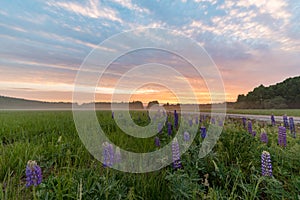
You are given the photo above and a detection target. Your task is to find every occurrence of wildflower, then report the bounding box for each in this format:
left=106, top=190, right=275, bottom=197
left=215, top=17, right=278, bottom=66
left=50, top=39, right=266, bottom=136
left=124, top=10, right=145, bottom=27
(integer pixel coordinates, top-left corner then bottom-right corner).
left=218, top=120, right=223, bottom=127
left=167, top=122, right=172, bottom=136
left=248, top=121, right=252, bottom=134
left=102, top=142, right=114, bottom=167
left=289, top=117, right=296, bottom=138
left=25, top=160, right=42, bottom=187
left=158, top=122, right=163, bottom=134
left=155, top=136, right=161, bottom=147
left=260, top=130, right=268, bottom=143
left=252, top=131, right=256, bottom=137
left=183, top=131, right=190, bottom=142
left=278, top=126, right=287, bottom=147
left=211, top=117, right=215, bottom=124
left=283, top=114, right=289, bottom=128
left=201, top=126, right=206, bottom=138
left=171, top=138, right=182, bottom=169
left=174, top=110, right=178, bottom=129
left=271, top=114, right=275, bottom=126
left=114, top=147, right=121, bottom=163
left=242, top=117, right=246, bottom=128
left=189, top=119, right=193, bottom=127
left=261, top=151, right=272, bottom=177
left=195, top=116, right=199, bottom=124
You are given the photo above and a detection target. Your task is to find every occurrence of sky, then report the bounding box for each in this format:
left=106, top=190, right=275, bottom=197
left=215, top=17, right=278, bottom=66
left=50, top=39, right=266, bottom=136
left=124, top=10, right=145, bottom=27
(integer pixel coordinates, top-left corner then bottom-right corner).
left=0, top=0, right=300, bottom=104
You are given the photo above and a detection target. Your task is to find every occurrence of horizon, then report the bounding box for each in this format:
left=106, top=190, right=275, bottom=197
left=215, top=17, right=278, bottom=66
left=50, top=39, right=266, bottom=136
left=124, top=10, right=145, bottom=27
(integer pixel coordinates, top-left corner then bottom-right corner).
left=1, top=1, right=300, bottom=104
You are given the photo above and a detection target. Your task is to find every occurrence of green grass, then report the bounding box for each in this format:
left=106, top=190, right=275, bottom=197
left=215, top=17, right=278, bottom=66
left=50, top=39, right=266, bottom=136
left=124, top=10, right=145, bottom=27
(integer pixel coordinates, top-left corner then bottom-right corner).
left=0, top=111, right=299, bottom=199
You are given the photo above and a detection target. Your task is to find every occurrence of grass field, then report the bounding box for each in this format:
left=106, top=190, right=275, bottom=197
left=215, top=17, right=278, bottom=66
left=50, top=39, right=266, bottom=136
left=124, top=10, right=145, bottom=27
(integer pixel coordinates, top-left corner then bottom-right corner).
left=0, top=111, right=300, bottom=199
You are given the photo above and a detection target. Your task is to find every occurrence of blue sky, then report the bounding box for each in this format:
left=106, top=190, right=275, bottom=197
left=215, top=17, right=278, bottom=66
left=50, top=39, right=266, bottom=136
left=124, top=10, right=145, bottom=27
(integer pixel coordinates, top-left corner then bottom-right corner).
left=0, top=0, right=299, bottom=103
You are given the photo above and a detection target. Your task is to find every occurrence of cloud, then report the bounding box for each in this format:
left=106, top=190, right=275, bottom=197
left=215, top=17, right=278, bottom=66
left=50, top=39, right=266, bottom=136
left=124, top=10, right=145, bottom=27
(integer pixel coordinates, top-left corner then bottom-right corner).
left=47, top=0, right=122, bottom=23
left=111, top=0, right=150, bottom=14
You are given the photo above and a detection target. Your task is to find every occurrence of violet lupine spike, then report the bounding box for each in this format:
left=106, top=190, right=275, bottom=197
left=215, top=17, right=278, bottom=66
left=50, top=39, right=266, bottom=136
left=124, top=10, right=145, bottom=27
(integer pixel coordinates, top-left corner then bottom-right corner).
left=289, top=117, right=296, bottom=138
left=174, top=110, right=178, bottom=129
left=183, top=131, right=190, bottom=142
left=158, top=123, right=163, bottom=134
left=171, top=138, right=182, bottom=169
left=260, top=131, right=268, bottom=143
left=252, top=131, right=256, bottom=137
left=283, top=114, right=289, bottom=128
left=201, top=126, right=206, bottom=138
left=155, top=136, right=161, bottom=147
left=261, top=151, right=272, bottom=177
left=278, top=126, right=287, bottom=147
left=102, top=142, right=114, bottom=167
left=247, top=121, right=253, bottom=134
left=218, top=120, right=223, bottom=127
left=114, top=147, right=121, bottom=163
left=211, top=117, right=215, bottom=124
left=271, top=114, right=275, bottom=126
left=195, top=116, right=199, bottom=124
left=25, top=160, right=42, bottom=187
left=242, top=117, right=246, bottom=128
left=189, top=119, right=193, bottom=127
left=167, top=122, right=172, bottom=136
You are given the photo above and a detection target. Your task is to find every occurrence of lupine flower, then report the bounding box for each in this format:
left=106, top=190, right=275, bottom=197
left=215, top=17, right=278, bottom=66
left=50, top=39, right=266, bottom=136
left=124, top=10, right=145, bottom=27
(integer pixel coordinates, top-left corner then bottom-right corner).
left=155, top=136, right=161, bottom=147
left=167, top=122, right=172, bottom=136
left=195, top=116, right=199, bottom=124
left=25, top=160, right=42, bottom=187
left=189, top=119, right=193, bottom=127
left=242, top=117, right=246, bottom=128
left=183, top=131, right=190, bottom=142
left=260, top=131, right=268, bottom=143
left=102, top=142, right=114, bottom=167
left=278, top=126, right=287, bottom=147
left=252, top=131, right=256, bottom=137
left=171, top=138, right=182, bottom=169
left=201, top=126, right=206, bottom=138
left=261, top=151, right=272, bottom=177
left=211, top=117, right=215, bottom=124
left=218, top=120, right=223, bottom=127
left=174, top=110, right=178, bottom=129
left=158, top=123, right=163, bottom=134
left=248, top=121, right=252, bottom=134
left=114, top=147, right=121, bottom=163
left=271, top=114, right=275, bottom=126
left=289, top=117, right=296, bottom=138
left=283, top=114, right=289, bottom=128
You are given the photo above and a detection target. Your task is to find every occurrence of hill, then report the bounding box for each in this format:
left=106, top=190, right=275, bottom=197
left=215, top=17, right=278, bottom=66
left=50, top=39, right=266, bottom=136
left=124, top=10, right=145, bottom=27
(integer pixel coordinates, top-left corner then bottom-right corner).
left=235, top=76, right=300, bottom=109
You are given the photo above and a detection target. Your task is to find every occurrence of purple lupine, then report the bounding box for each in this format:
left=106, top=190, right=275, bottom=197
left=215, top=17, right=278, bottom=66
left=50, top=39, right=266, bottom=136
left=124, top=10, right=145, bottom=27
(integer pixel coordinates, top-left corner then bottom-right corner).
left=102, top=142, right=114, bottom=167
left=171, top=138, right=182, bottom=169
left=242, top=117, right=246, bottom=128
left=174, top=110, right=178, bottom=129
left=155, top=136, right=161, bottom=147
left=289, top=117, right=296, bottom=138
left=252, top=131, right=256, bottom=137
left=278, top=126, right=287, bottom=147
left=261, top=151, right=272, bottom=177
left=195, top=116, right=199, bottom=124
left=247, top=121, right=252, bottom=134
left=25, top=160, right=42, bottom=187
left=201, top=126, right=206, bottom=138
left=211, top=117, right=215, bottom=124
left=114, top=147, right=121, bottom=163
left=183, top=131, right=190, bottom=142
left=167, top=122, right=172, bottom=136
left=218, top=120, right=223, bottom=127
left=260, top=131, right=268, bottom=143
left=189, top=119, right=193, bottom=127
left=158, top=123, right=163, bottom=134
left=271, top=114, right=275, bottom=126
left=283, top=114, right=289, bottom=128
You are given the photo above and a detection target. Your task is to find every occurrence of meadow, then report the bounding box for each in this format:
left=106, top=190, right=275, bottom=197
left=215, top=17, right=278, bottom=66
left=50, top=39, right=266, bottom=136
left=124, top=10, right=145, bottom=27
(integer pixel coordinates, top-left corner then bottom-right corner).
left=0, top=110, right=299, bottom=200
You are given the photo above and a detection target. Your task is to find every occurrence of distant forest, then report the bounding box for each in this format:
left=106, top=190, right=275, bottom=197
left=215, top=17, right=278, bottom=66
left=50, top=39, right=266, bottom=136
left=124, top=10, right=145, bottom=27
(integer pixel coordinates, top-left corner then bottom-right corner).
left=235, top=76, right=300, bottom=109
